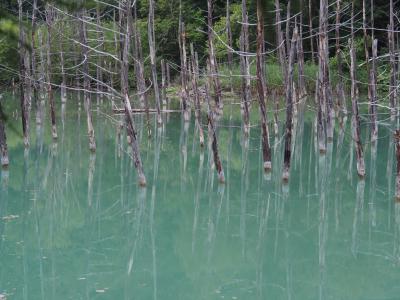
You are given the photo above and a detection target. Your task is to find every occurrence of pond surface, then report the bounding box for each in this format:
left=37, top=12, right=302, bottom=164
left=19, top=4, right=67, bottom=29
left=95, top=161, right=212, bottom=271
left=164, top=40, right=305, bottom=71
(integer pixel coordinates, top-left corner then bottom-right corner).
left=1, top=93, right=400, bottom=299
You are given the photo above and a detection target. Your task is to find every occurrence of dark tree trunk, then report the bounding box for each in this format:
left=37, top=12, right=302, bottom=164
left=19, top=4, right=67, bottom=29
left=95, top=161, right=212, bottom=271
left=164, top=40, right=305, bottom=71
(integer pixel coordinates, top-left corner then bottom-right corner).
left=0, top=103, right=8, bottom=167
left=256, top=0, right=272, bottom=171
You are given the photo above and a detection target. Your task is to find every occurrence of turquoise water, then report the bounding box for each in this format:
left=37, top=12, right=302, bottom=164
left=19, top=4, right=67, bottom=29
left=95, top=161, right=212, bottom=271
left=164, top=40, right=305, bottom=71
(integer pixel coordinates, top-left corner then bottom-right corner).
left=1, top=94, right=400, bottom=299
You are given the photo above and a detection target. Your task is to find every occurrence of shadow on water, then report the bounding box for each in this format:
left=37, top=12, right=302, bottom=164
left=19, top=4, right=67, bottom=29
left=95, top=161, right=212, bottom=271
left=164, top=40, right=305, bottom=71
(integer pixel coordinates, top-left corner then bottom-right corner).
left=1, top=95, right=400, bottom=299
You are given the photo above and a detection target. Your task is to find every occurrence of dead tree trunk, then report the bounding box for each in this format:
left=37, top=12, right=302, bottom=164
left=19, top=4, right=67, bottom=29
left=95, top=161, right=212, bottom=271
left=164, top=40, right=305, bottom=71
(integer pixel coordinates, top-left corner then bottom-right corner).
left=178, top=14, right=190, bottom=121
left=285, top=0, right=291, bottom=54
left=79, top=10, right=96, bottom=152
left=207, top=0, right=223, bottom=112
left=161, top=59, right=167, bottom=106
left=226, top=0, right=233, bottom=92
left=45, top=4, right=57, bottom=140
left=395, top=130, right=400, bottom=200
left=240, top=0, right=251, bottom=134
left=389, top=0, right=397, bottom=116
left=362, top=0, right=371, bottom=105
left=205, top=63, right=225, bottom=183
left=283, top=27, right=298, bottom=182
left=0, top=104, right=8, bottom=167
left=350, top=1, right=366, bottom=177
left=18, top=0, right=29, bottom=147
left=31, top=0, right=39, bottom=108
left=122, top=1, right=146, bottom=186
left=190, top=44, right=204, bottom=147
left=370, top=39, right=378, bottom=142
left=132, top=4, right=150, bottom=135
left=335, top=0, right=346, bottom=114
left=148, top=0, right=162, bottom=125
left=256, top=0, right=272, bottom=171
left=60, top=18, right=67, bottom=104
left=274, top=0, right=287, bottom=80
left=308, top=0, right=315, bottom=62
left=96, top=4, right=104, bottom=105
left=297, top=15, right=306, bottom=98
left=318, top=0, right=333, bottom=141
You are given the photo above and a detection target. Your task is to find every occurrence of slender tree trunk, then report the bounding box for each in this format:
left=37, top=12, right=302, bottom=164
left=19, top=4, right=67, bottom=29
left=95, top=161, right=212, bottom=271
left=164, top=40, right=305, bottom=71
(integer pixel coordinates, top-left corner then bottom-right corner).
left=318, top=0, right=333, bottom=141
left=190, top=44, right=204, bottom=147
left=31, top=0, right=39, bottom=110
left=226, top=0, right=233, bottom=93
left=297, top=14, right=306, bottom=98
left=166, top=63, right=171, bottom=87
left=370, top=39, right=378, bottom=142
left=161, top=59, right=167, bottom=106
left=350, top=1, right=365, bottom=177
left=362, top=0, right=371, bottom=105
left=178, top=14, right=190, bottom=121
left=205, top=63, right=225, bottom=183
left=45, top=4, right=57, bottom=140
left=207, top=0, right=223, bottom=112
left=148, top=0, right=162, bottom=125
left=96, top=5, right=104, bottom=105
left=79, top=9, right=96, bottom=152
left=122, top=0, right=146, bottom=186
left=60, top=18, right=67, bottom=104
left=283, top=27, right=298, bottom=181
left=274, top=0, right=287, bottom=82
left=389, top=0, right=397, bottom=116
left=256, top=0, right=272, bottom=171
left=18, top=0, right=29, bottom=147
left=308, top=0, right=315, bottom=62
left=395, top=130, right=400, bottom=200
left=240, top=0, right=251, bottom=134
left=335, top=0, right=346, bottom=115
left=0, top=103, right=8, bottom=167
left=285, top=0, right=291, bottom=54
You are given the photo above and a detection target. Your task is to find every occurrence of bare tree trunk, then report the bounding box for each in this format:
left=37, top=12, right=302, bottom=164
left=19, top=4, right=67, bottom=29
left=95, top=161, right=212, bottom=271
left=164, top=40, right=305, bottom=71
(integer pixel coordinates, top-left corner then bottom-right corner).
left=178, top=13, right=190, bottom=121
left=207, top=0, right=223, bottom=112
left=370, top=39, right=378, bottom=142
left=45, top=4, right=57, bottom=140
left=389, top=0, right=397, bottom=116
left=226, top=0, right=233, bottom=93
left=96, top=4, right=104, bottom=106
left=283, top=27, right=298, bottom=182
left=395, top=130, right=400, bottom=200
left=190, top=44, right=204, bottom=147
left=161, top=59, right=167, bottom=106
left=240, top=0, right=251, bottom=135
left=18, top=0, right=29, bottom=148
left=256, top=0, right=272, bottom=171
left=285, top=0, right=291, bottom=54
left=79, top=9, right=96, bottom=152
left=205, top=64, right=225, bottom=183
left=0, top=103, right=8, bottom=167
left=132, top=4, right=151, bottom=135
left=148, top=0, right=162, bottom=125
left=121, top=0, right=146, bottom=186
left=335, top=0, right=346, bottom=115
left=350, top=1, right=365, bottom=177
left=308, top=0, right=315, bottom=62
left=318, top=0, right=333, bottom=141
left=166, top=63, right=171, bottom=87
left=31, top=0, right=39, bottom=110
left=362, top=0, right=371, bottom=105
left=274, top=0, right=287, bottom=82
left=297, top=14, right=306, bottom=98
left=60, top=18, right=67, bottom=104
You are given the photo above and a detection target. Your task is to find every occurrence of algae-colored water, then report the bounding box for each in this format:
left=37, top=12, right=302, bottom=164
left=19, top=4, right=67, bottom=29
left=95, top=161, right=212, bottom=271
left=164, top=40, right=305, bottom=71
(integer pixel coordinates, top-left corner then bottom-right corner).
left=1, top=93, right=400, bottom=299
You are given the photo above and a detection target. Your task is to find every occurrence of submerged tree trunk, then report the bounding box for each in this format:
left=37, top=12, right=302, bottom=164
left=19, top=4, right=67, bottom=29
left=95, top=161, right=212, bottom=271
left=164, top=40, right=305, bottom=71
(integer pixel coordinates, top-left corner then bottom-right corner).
left=121, top=0, right=146, bottom=186
left=282, top=27, right=298, bottom=182
left=256, top=0, right=272, bottom=171
left=318, top=0, right=333, bottom=141
left=335, top=0, right=346, bottom=114
left=395, top=130, right=400, bottom=200
left=205, top=64, right=225, bottom=183
left=207, top=0, right=223, bottom=112
left=190, top=44, right=204, bottom=147
left=18, top=0, right=29, bottom=148
left=389, top=0, right=397, bottom=116
left=350, top=1, right=366, bottom=177
left=240, top=0, right=251, bottom=134
left=370, top=39, right=378, bottom=143
left=45, top=4, right=57, bottom=140
left=226, top=0, right=233, bottom=92
left=178, top=15, right=190, bottom=121
left=79, top=9, right=96, bottom=152
left=0, top=104, right=8, bottom=167
left=148, top=0, right=162, bottom=125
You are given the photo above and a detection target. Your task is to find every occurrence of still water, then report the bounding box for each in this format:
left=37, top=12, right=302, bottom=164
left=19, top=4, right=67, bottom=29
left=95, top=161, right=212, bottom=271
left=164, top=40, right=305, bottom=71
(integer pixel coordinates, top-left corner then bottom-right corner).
left=1, top=94, right=400, bottom=299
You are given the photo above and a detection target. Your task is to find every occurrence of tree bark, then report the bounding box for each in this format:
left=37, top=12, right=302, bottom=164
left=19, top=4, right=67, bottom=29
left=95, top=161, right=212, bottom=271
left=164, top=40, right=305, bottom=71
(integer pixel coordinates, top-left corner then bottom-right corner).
left=240, top=0, right=251, bottom=135
left=79, top=9, right=96, bottom=152
left=283, top=26, right=298, bottom=182
left=45, top=4, right=57, bottom=140
left=148, top=0, right=162, bottom=125
left=207, top=0, right=223, bottom=112
left=256, top=0, right=272, bottom=171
